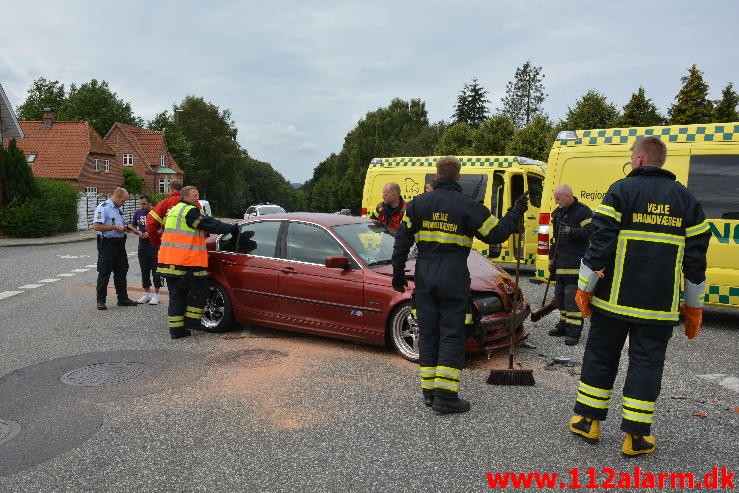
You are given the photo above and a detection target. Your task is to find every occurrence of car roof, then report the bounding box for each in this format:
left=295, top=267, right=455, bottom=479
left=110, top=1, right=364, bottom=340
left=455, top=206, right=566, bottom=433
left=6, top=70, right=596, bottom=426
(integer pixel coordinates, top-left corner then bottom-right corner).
left=241, top=212, right=368, bottom=227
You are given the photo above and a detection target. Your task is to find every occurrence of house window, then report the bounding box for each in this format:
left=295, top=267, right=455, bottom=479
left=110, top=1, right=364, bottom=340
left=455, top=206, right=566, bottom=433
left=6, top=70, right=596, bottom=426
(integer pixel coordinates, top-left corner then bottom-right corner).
left=123, top=154, right=133, bottom=166
left=94, top=159, right=100, bottom=172
left=85, top=187, right=98, bottom=194
left=104, top=160, right=110, bottom=173
left=159, top=179, right=167, bottom=193
left=27, top=153, right=37, bottom=164
left=160, top=154, right=166, bottom=167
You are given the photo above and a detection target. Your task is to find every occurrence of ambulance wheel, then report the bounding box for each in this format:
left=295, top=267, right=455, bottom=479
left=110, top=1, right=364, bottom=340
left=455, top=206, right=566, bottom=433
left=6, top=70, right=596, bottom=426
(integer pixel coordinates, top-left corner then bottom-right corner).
left=388, top=301, right=420, bottom=362
left=201, top=282, right=234, bottom=333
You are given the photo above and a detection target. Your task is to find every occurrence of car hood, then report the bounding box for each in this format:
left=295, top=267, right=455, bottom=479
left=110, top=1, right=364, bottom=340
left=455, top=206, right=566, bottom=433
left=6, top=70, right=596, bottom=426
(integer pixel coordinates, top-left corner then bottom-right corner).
left=372, top=252, right=517, bottom=296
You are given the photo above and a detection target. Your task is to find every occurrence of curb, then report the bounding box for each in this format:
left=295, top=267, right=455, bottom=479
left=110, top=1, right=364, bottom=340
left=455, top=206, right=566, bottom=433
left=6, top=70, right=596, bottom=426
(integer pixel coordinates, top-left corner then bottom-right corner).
left=0, top=233, right=97, bottom=248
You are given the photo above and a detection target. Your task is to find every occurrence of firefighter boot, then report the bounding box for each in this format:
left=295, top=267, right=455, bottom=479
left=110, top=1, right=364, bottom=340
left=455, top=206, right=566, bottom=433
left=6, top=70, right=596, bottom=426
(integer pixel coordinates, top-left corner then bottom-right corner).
left=170, top=328, right=192, bottom=340
left=548, top=326, right=566, bottom=337
left=422, top=389, right=434, bottom=408
left=622, top=433, right=656, bottom=456
left=432, top=396, right=471, bottom=414
left=569, top=415, right=600, bottom=443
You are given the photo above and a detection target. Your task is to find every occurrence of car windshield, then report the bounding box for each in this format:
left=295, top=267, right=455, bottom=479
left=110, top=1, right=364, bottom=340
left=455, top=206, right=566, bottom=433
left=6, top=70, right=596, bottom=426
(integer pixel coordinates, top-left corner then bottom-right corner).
left=258, top=206, right=285, bottom=215
left=333, top=222, right=415, bottom=267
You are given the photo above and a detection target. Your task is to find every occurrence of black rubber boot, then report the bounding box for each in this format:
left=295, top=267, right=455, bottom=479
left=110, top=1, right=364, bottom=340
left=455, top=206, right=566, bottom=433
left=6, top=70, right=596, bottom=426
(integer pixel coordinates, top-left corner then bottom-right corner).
left=170, top=329, right=192, bottom=340
left=432, top=396, right=471, bottom=414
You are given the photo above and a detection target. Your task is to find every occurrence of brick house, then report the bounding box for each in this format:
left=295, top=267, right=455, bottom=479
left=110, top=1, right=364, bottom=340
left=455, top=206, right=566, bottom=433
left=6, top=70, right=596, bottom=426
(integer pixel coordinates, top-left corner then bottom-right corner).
left=8, top=110, right=122, bottom=194
left=104, top=123, right=184, bottom=194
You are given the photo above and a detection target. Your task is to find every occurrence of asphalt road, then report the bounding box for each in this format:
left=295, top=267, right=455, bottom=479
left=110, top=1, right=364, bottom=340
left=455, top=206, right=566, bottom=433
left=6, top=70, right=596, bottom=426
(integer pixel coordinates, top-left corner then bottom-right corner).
left=0, top=239, right=737, bottom=492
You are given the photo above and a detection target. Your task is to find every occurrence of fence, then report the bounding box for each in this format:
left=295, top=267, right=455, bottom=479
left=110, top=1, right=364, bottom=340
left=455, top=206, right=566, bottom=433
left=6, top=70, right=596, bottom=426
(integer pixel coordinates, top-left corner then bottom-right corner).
left=77, top=192, right=141, bottom=230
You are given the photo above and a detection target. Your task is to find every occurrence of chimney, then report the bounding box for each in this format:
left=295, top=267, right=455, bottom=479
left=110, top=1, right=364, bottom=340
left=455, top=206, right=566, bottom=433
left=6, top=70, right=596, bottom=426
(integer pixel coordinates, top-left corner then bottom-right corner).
left=41, top=107, right=56, bottom=128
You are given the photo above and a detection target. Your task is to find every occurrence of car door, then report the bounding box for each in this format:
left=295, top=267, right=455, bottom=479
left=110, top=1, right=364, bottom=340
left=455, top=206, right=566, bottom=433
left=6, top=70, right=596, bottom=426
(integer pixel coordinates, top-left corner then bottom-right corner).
left=278, top=221, right=366, bottom=337
left=213, top=220, right=283, bottom=323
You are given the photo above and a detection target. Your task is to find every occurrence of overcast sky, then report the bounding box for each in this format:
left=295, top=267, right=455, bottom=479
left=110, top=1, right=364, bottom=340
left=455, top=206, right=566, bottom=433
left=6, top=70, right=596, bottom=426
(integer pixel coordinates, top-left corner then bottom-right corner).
left=2, top=1, right=738, bottom=182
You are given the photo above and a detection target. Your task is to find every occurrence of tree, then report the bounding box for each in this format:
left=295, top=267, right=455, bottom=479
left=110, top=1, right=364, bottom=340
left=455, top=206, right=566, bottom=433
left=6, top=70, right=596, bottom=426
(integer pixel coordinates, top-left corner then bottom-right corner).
left=714, top=82, right=739, bottom=122
left=563, top=90, right=620, bottom=130
left=668, top=65, right=714, bottom=125
left=452, top=78, right=489, bottom=128
left=59, top=79, right=143, bottom=136
left=16, top=77, right=66, bottom=121
left=472, top=115, right=515, bottom=154
left=617, top=87, right=664, bottom=127
left=148, top=110, right=195, bottom=177
left=506, top=115, right=554, bottom=162
left=0, top=139, right=38, bottom=208
left=499, top=61, right=547, bottom=128
left=434, top=122, right=475, bottom=155
left=121, top=167, right=144, bottom=195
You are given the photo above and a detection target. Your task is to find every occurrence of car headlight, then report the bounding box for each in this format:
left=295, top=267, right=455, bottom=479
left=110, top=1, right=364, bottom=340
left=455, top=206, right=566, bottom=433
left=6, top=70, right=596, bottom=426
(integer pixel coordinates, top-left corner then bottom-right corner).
left=474, top=294, right=504, bottom=315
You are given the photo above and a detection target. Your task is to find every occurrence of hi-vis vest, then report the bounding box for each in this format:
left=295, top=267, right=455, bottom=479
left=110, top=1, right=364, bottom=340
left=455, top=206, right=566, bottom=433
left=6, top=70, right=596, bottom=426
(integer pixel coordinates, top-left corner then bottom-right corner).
left=158, top=202, right=208, bottom=269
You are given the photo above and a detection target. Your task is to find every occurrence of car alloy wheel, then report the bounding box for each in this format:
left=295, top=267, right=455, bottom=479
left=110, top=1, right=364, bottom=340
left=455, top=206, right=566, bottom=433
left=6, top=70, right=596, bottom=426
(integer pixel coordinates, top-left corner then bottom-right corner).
left=201, top=283, right=234, bottom=333
left=389, top=302, right=420, bottom=362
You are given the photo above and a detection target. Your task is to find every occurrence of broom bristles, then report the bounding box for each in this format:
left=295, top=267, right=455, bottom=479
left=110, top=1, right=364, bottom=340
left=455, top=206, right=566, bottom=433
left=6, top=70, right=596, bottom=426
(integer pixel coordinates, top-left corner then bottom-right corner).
left=487, top=368, right=536, bottom=386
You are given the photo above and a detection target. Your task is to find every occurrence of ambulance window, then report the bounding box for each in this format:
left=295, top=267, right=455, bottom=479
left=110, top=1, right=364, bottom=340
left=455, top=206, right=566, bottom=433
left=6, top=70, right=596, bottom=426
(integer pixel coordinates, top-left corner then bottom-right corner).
left=527, top=174, right=543, bottom=208
left=511, top=174, right=525, bottom=205
left=687, top=155, right=739, bottom=219
left=491, top=171, right=505, bottom=217
left=428, top=173, right=488, bottom=203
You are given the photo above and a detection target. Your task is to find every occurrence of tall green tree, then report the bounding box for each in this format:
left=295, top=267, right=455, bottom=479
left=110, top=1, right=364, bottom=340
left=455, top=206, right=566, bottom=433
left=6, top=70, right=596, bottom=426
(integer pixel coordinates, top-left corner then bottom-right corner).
left=452, top=78, right=489, bottom=128
left=499, top=61, right=547, bottom=128
left=59, top=79, right=143, bottom=136
left=148, top=110, right=196, bottom=178
left=16, top=77, right=66, bottom=121
left=714, top=82, right=739, bottom=122
left=0, top=140, right=39, bottom=208
left=617, top=87, right=664, bottom=127
left=668, top=65, right=714, bottom=125
left=434, top=122, right=475, bottom=155
left=563, top=90, right=620, bottom=130
left=121, top=167, right=144, bottom=195
left=471, top=115, right=515, bottom=154
left=505, top=115, right=554, bottom=162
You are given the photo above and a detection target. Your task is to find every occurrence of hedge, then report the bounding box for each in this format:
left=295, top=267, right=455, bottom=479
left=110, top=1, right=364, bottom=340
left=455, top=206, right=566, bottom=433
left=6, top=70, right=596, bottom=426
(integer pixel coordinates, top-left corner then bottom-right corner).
left=0, top=178, right=79, bottom=238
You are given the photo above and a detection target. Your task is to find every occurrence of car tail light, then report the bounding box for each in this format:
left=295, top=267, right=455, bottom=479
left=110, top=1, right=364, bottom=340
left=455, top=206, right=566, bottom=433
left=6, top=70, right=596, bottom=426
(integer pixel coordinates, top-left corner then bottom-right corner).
left=537, top=212, right=550, bottom=255
left=361, top=207, right=367, bottom=216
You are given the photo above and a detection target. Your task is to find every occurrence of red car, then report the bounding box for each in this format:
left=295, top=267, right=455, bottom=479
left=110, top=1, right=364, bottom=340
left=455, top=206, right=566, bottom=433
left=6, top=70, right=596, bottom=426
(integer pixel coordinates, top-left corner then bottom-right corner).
left=201, top=213, right=529, bottom=361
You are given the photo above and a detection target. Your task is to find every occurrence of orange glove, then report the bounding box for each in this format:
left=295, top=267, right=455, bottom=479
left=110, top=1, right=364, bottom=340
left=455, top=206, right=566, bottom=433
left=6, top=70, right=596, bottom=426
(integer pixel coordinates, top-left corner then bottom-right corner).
left=575, top=289, right=592, bottom=318
left=683, top=305, right=702, bottom=339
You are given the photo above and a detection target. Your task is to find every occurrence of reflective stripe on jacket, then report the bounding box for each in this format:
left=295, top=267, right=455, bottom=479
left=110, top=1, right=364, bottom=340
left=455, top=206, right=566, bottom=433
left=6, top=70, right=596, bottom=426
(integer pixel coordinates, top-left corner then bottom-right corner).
left=157, top=202, right=208, bottom=269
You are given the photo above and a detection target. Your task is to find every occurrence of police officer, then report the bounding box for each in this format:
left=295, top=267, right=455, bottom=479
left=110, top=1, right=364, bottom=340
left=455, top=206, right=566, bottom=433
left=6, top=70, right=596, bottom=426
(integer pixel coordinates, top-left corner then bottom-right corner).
left=391, top=156, right=529, bottom=414
left=570, top=136, right=710, bottom=456
left=157, top=186, right=239, bottom=339
left=548, top=184, right=594, bottom=345
left=93, top=187, right=138, bottom=310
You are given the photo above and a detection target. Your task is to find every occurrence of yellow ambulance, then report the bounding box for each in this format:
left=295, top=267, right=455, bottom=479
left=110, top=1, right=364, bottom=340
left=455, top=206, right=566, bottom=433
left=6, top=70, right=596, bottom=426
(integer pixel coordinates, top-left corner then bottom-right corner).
left=361, top=156, right=546, bottom=266
left=534, top=122, right=739, bottom=309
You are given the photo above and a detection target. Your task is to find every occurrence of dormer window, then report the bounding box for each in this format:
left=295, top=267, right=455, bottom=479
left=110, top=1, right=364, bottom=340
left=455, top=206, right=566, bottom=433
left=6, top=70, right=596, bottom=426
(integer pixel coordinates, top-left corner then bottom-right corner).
left=160, top=154, right=166, bottom=167
left=27, top=153, right=37, bottom=165
left=123, top=154, right=133, bottom=166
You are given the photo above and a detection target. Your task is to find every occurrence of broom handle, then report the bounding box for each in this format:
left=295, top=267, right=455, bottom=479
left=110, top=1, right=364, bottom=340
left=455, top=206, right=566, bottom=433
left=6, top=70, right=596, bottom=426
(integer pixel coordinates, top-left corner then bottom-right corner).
left=507, top=215, right=524, bottom=369
left=540, top=229, right=561, bottom=307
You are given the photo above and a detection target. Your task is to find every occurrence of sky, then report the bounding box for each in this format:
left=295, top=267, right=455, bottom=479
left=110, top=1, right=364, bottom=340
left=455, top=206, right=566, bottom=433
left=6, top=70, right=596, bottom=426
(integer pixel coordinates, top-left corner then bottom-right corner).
left=2, top=0, right=738, bottom=183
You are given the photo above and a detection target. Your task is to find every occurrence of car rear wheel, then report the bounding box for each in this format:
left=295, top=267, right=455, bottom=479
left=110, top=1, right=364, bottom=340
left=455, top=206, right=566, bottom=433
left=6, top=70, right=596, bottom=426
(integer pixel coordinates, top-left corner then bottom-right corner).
left=201, top=282, right=234, bottom=333
left=388, top=301, right=419, bottom=362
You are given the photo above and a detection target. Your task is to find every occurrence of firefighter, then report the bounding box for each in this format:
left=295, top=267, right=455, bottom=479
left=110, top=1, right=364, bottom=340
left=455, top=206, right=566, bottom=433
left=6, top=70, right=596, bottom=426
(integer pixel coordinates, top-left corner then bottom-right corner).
left=391, top=156, right=529, bottom=414
left=371, top=182, right=406, bottom=233
left=548, top=184, right=594, bottom=345
left=157, top=186, right=238, bottom=339
left=570, top=136, right=710, bottom=456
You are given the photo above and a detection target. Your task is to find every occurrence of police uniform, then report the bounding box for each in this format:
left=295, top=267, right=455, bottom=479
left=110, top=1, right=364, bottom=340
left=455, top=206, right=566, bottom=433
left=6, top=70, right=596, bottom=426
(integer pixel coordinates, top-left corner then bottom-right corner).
left=549, top=197, right=594, bottom=342
left=574, top=166, right=710, bottom=436
left=156, top=200, right=237, bottom=338
left=392, top=179, right=524, bottom=409
left=94, top=198, right=131, bottom=306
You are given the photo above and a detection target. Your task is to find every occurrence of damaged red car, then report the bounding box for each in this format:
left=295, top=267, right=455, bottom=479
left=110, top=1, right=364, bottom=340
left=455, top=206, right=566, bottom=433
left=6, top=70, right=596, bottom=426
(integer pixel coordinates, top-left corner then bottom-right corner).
left=201, top=213, right=528, bottom=361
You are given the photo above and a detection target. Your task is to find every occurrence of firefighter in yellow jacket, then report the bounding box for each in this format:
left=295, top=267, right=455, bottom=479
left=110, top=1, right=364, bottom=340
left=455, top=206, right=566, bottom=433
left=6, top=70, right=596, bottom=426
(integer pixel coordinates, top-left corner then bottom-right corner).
left=157, top=186, right=239, bottom=339
left=570, top=136, right=710, bottom=456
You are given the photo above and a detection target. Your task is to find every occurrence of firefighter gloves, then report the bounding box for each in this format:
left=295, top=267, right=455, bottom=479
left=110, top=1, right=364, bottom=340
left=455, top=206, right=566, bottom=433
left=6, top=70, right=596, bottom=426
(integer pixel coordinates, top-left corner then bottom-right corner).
left=575, top=288, right=592, bottom=318
left=559, top=223, right=571, bottom=235
left=392, top=271, right=408, bottom=293
left=683, top=305, right=702, bottom=339
left=513, top=191, right=530, bottom=213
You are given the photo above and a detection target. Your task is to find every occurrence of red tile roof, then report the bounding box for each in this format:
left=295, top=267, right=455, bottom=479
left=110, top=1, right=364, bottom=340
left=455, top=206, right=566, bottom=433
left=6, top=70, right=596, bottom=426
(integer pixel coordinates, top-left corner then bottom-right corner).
left=8, top=121, right=115, bottom=179
left=108, top=123, right=183, bottom=173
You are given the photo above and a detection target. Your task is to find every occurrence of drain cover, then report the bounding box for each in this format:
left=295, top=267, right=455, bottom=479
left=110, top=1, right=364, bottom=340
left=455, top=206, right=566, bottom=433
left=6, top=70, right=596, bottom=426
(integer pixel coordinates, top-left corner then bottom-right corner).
left=60, top=362, right=145, bottom=386
left=0, top=419, right=21, bottom=446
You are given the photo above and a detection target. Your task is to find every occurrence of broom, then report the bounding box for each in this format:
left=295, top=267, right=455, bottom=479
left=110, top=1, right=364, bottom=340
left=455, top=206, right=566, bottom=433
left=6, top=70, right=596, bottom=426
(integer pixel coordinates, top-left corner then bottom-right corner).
left=487, top=215, right=535, bottom=386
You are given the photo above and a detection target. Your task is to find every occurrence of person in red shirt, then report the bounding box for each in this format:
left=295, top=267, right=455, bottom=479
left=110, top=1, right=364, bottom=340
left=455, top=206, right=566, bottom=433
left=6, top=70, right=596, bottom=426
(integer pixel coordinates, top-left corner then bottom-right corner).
left=371, top=182, right=406, bottom=233
left=146, top=181, right=202, bottom=247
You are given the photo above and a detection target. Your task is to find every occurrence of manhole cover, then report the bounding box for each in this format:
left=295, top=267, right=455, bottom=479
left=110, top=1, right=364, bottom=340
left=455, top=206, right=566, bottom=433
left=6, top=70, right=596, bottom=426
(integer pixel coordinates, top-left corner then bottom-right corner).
left=60, top=362, right=145, bottom=386
left=0, top=419, right=21, bottom=446
left=215, top=349, right=288, bottom=367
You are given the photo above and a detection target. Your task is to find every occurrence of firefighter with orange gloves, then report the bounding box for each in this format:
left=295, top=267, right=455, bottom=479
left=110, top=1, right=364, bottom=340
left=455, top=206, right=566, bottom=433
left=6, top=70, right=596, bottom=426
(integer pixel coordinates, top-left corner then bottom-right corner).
left=157, top=186, right=238, bottom=339
left=570, top=136, right=710, bottom=456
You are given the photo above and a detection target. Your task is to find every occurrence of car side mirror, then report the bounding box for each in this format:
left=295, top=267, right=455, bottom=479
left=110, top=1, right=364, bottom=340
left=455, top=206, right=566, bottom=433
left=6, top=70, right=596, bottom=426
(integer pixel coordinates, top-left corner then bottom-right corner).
left=325, top=256, right=349, bottom=269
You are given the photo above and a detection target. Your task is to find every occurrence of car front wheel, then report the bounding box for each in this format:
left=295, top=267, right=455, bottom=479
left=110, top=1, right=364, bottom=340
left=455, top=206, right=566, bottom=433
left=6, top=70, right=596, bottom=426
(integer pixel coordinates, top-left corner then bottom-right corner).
left=201, top=282, right=234, bottom=333
left=388, top=301, right=420, bottom=362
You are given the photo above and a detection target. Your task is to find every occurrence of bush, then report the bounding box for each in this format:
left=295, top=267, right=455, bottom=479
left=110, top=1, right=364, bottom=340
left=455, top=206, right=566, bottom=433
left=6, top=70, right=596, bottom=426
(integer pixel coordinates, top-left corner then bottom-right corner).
left=0, top=178, right=79, bottom=237
left=38, top=179, right=79, bottom=234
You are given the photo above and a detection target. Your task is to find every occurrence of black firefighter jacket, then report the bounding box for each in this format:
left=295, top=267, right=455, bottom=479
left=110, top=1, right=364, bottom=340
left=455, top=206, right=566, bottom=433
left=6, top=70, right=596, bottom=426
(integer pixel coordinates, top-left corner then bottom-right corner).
left=578, top=166, right=710, bottom=325
left=549, top=197, right=594, bottom=276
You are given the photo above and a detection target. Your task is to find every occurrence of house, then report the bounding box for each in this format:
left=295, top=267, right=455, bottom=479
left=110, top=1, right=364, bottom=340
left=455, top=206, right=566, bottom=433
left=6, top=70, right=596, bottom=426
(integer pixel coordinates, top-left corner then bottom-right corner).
left=104, top=123, right=185, bottom=194
left=0, top=83, right=23, bottom=144
left=7, top=109, right=122, bottom=194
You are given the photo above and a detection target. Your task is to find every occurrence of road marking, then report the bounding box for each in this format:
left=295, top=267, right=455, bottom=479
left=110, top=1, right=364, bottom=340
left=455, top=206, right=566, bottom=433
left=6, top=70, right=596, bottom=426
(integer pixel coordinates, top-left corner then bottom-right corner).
left=56, top=254, right=91, bottom=259
left=85, top=264, right=97, bottom=268
left=698, top=374, right=739, bottom=394
left=38, top=279, right=60, bottom=283
left=57, top=273, right=76, bottom=277
left=18, top=284, right=43, bottom=289
left=71, top=268, right=89, bottom=272
left=0, top=291, right=23, bottom=301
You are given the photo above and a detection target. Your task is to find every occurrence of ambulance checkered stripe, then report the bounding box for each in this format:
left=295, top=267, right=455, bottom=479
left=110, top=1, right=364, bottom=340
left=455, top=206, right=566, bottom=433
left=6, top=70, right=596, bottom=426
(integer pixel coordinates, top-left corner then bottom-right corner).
left=556, top=123, right=739, bottom=147
left=369, top=156, right=540, bottom=168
